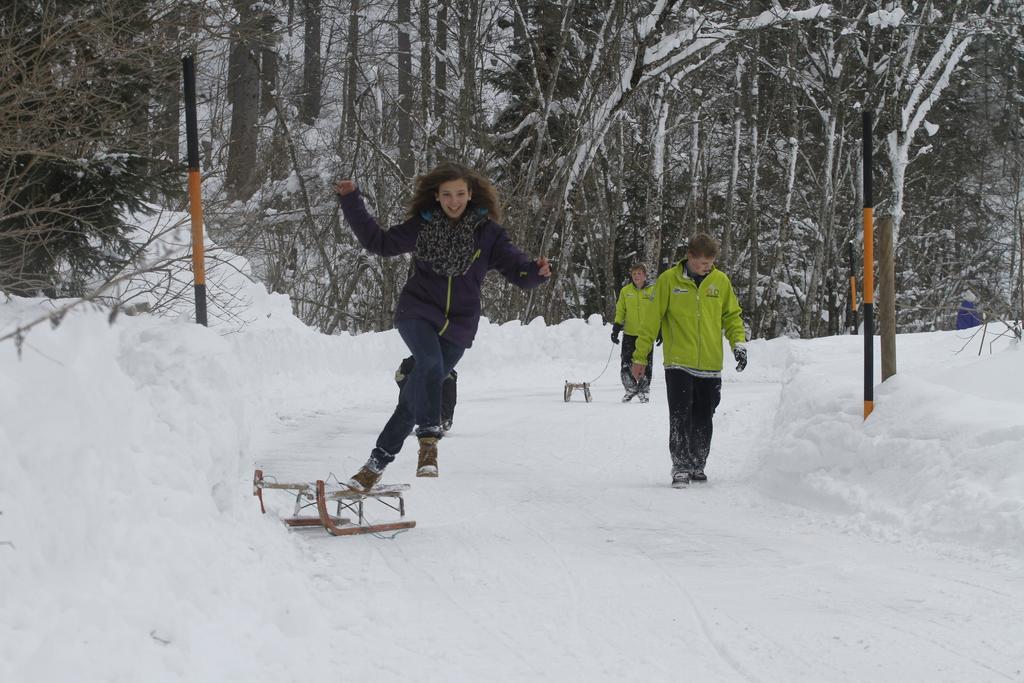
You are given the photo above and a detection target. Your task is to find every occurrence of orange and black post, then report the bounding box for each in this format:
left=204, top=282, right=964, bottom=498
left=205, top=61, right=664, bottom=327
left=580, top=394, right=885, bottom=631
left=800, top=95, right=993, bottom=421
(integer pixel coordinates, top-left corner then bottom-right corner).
left=183, top=55, right=208, bottom=326
left=862, top=110, right=874, bottom=419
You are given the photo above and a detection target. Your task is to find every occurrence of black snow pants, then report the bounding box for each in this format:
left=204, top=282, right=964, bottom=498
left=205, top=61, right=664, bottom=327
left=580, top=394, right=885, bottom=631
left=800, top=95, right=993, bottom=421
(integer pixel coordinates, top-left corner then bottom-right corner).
left=664, top=368, right=722, bottom=472
left=620, top=334, right=653, bottom=396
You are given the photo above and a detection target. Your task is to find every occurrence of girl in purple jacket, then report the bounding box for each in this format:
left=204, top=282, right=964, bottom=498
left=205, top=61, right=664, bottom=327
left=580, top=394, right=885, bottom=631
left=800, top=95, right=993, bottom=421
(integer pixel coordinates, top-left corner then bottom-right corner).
left=335, top=163, right=551, bottom=490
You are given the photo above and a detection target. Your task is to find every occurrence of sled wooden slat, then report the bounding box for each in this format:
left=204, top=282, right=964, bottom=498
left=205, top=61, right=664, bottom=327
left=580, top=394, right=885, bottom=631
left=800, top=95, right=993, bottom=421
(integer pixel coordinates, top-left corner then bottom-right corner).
left=316, top=519, right=418, bottom=536
left=282, top=516, right=350, bottom=528
left=253, top=470, right=408, bottom=498
left=253, top=469, right=415, bottom=536
left=261, top=481, right=411, bottom=495
left=321, top=485, right=409, bottom=501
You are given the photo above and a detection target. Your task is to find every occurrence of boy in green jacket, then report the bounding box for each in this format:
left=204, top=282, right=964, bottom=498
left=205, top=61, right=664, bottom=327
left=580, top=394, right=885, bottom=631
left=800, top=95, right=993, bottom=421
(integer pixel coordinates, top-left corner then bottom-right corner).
left=631, top=234, right=747, bottom=488
left=611, top=263, right=657, bottom=402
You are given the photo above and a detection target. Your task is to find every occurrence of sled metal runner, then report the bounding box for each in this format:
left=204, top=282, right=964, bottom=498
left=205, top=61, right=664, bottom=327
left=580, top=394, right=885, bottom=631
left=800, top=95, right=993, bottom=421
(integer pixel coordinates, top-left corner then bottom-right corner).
left=253, top=469, right=416, bottom=536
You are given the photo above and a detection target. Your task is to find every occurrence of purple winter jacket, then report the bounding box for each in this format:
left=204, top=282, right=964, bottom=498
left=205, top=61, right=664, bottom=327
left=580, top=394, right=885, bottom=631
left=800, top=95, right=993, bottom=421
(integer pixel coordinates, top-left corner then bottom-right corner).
left=339, top=189, right=547, bottom=348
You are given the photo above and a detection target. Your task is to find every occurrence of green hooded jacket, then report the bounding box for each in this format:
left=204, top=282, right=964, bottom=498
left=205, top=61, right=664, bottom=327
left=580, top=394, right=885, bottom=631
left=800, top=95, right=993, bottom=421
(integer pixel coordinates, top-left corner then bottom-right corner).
left=614, top=281, right=657, bottom=337
left=632, top=260, right=745, bottom=372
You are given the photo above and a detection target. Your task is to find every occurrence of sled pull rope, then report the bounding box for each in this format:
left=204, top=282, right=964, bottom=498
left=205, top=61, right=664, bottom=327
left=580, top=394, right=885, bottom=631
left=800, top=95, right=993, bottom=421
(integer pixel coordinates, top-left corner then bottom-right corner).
left=586, top=343, right=618, bottom=384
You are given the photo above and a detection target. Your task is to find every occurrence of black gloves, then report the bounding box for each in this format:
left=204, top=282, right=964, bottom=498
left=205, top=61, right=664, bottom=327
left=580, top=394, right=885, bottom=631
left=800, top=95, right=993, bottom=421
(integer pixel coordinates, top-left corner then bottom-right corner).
left=733, top=345, right=747, bottom=372
left=611, top=323, right=622, bottom=344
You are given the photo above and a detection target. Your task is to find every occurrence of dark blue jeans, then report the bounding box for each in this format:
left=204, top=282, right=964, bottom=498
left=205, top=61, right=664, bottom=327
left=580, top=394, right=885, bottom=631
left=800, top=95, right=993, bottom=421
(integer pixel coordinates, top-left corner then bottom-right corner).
left=374, top=318, right=465, bottom=462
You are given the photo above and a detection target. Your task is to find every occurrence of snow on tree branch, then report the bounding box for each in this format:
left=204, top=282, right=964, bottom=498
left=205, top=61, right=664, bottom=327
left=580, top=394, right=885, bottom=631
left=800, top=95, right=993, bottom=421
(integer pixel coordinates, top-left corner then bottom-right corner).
left=557, top=3, right=835, bottom=212
left=737, top=4, right=834, bottom=30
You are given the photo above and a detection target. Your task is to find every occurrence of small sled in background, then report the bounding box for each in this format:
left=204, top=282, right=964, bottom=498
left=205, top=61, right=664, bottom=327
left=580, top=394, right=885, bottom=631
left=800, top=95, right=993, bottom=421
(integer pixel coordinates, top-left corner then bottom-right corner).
left=253, top=469, right=416, bottom=536
left=563, top=380, right=592, bottom=402
left=562, top=343, right=615, bottom=403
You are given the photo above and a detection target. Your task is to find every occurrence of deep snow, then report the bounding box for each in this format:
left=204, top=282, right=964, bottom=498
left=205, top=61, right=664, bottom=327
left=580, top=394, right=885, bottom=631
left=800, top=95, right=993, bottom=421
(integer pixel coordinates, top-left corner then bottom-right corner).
left=1, top=277, right=1022, bottom=681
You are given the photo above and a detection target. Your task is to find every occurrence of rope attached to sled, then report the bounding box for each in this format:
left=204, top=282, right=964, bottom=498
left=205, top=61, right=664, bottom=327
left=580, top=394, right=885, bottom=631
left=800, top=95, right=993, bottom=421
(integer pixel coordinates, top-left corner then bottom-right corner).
left=585, top=342, right=618, bottom=385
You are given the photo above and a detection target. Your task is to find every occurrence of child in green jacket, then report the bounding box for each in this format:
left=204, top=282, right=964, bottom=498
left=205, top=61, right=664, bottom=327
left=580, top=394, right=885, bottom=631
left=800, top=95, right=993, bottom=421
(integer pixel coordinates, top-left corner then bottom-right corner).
left=631, top=234, right=747, bottom=487
left=611, top=263, right=657, bottom=402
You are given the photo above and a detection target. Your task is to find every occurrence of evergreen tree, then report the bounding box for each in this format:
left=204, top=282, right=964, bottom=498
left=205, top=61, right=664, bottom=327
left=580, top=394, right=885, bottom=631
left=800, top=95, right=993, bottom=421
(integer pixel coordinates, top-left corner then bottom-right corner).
left=0, top=0, right=178, bottom=297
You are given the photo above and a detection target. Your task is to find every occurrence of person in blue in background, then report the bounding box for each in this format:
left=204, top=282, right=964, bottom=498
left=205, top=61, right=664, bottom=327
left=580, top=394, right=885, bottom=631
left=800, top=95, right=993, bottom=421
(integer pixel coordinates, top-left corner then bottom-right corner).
left=335, top=163, right=551, bottom=490
left=956, top=290, right=982, bottom=330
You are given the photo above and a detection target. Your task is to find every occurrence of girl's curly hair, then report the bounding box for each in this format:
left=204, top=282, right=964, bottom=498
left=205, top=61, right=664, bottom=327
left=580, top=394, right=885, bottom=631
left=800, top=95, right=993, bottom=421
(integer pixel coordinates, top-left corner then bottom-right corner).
left=407, top=162, right=503, bottom=223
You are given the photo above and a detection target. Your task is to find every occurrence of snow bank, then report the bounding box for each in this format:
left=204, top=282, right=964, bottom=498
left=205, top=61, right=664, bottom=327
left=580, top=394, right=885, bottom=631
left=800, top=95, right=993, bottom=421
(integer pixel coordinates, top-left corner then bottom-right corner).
left=757, top=329, right=1024, bottom=559
left=0, top=295, right=355, bottom=681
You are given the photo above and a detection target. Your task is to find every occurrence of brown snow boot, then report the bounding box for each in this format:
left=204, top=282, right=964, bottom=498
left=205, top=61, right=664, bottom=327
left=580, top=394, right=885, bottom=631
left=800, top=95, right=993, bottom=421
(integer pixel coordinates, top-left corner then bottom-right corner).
left=348, top=450, right=389, bottom=492
left=416, top=436, right=439, bottom=477
left=348, top=465, right=382, bottom=492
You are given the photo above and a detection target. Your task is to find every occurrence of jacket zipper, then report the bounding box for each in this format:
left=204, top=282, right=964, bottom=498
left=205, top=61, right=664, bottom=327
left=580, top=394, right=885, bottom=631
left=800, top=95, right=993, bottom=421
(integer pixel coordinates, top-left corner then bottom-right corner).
left=682, top=266, right=701, bottom=367
left=695, top=279, right=702, bottom=368
left=439, top=250, right=481, bottom=336
left=439, top=276, right=453, bottom=335
left=627, top=284, right=652, bottom=335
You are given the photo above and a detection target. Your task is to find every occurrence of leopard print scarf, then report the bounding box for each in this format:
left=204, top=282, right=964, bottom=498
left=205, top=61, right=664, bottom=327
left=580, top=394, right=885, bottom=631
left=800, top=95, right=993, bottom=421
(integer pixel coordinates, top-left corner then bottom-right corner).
left=415, top=207, right=485, bottom=276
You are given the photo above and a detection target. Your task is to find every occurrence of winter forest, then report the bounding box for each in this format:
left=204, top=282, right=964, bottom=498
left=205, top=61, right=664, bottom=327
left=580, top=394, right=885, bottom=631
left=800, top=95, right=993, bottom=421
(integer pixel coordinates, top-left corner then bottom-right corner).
left=6, top=3, right=1024, bottom=678
left=2, top=0, right=1023, bottom=339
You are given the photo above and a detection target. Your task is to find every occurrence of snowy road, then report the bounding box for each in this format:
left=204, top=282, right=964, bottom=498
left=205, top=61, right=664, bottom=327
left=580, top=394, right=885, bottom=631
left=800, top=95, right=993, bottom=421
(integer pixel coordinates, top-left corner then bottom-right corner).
left=255, top=366, right=1024, bottom=682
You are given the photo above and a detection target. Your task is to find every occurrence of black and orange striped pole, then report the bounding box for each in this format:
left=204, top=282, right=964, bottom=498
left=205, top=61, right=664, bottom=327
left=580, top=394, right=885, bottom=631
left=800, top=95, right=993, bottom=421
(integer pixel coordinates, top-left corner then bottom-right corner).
left=862, top=110, right=874, bottom=419
left=183, top=55, right=208, bottom=326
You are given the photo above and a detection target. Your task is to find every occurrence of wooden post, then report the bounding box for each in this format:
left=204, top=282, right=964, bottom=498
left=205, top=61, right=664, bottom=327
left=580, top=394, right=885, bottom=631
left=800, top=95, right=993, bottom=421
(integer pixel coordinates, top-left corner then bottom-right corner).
left=182, top=55, right=208, bottom=326
left=879, top=215, right=897, bottom=381
left=862, top=111, right=874, bottom=418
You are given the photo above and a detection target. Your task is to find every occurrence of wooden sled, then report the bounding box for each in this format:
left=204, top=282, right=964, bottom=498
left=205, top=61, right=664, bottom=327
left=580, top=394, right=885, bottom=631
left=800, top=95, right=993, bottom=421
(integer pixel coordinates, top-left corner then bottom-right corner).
left=253, top=469, right=416, bottom=536
left=564, top=380, right=592, bottom=402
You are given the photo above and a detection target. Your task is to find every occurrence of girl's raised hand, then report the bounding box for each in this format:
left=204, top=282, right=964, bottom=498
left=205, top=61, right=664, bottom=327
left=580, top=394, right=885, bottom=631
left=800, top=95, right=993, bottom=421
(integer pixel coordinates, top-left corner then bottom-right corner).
left=536, top=257, right=552, bottom=277
left=334, top=180, right=357, bottom=196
